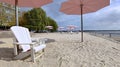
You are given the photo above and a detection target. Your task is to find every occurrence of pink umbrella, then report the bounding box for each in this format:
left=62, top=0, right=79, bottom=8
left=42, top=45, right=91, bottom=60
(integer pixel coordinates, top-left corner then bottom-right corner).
left=67, top=25, right=78, bottom=34
left=45, top=26, right=53, bottom=29
left=45, top=26, right=53, bottom=33
left=60, top=0, right=110, bottom=42
left=67, top=25, right=76, bottom=30
left=0, top=0, right=53, bottom=26
left=67, top=25, right=73, bottom=28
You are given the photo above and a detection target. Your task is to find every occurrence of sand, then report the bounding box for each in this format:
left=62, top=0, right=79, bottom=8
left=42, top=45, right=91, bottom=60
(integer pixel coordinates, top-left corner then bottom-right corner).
left=0, top=31, right=120, bottom=67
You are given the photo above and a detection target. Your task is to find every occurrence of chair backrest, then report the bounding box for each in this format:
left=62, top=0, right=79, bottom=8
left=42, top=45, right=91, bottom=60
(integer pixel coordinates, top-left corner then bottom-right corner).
left=11, top=26, right=31, bottom=52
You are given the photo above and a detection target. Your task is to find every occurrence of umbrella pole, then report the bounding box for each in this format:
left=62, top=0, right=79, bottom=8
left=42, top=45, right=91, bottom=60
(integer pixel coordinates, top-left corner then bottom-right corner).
left=15, top=0, right=19, bottom=26
left=80, top=4, right=83, bottom=42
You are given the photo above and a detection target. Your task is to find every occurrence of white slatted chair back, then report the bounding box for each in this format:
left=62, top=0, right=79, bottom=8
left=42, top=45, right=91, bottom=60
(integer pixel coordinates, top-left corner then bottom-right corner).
left=11, top=26, right=31, bottom=52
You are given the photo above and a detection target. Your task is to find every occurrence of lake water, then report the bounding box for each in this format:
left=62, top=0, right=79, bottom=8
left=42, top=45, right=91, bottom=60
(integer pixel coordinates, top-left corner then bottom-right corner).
left=85, top=30, right=120, bottom=42
left=84, top=30, right=120, bottom=33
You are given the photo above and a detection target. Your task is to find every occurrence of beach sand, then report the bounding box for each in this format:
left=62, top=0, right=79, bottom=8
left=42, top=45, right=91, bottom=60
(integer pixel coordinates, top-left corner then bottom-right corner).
left=0, top=31, right=120, bottom=67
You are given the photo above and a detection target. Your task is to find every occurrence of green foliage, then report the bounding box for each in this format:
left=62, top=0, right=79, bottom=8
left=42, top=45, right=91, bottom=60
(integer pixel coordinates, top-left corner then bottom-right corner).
left=20, top=8, right=58, bottom=32
left=0, top=3, right=15, bottom=27
left=47, top=17, right=58, bottom=32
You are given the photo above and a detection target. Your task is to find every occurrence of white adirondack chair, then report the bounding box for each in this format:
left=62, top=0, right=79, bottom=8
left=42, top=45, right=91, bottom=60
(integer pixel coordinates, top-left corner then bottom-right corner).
left=10, top=26, right=46, bottom=62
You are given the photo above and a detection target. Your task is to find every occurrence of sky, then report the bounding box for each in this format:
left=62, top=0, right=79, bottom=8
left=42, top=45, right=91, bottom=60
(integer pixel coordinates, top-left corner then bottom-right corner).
left=21, top=0, right=120, bottom=30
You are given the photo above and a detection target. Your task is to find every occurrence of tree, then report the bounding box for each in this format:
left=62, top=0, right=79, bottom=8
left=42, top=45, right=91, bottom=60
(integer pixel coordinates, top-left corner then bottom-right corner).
left=20, top=8, right=58, bottom=32
left=47, top=17, right=58, bottom=32
left=21, top=8, right=47, bottom=32
left=0, top=3, right=15, bottom=29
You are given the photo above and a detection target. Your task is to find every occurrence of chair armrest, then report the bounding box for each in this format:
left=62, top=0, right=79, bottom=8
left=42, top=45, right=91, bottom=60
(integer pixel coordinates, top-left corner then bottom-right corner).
left=31, top=38, right=39, bottom=42
left=13, top=42, right=36, bottom=45
left=39, top=38, right=48, bottom=44
left=31, top=37, right=47, bottom=44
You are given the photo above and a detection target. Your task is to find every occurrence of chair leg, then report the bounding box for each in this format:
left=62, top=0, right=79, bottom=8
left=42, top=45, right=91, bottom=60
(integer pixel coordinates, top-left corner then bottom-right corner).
left=42, top=49, right=45, bottom=52
left=13, top=38, right=18, bottom=55
left=14, top=44, right=18, bottom=55
left=31, top=45, right=35, bottom=62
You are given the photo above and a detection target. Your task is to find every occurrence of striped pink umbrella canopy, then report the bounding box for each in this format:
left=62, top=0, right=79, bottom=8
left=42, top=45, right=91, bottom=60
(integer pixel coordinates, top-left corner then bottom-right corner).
left=0, top=0, right=53, bottom=7
left=45, top=26, right=53, bottom=29
left=60, top=0, right=110, bottom=15
left=60, top=0, right=110, bottom=42
left=0, top=0, right=53, bottom=26
left=67, top=25, right=76, bottom=30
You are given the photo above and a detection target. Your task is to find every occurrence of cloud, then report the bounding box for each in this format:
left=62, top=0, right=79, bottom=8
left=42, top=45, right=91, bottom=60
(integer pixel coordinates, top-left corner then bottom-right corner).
left=20, top=0, right=120, bottom=30
left=42, top=0, right=66, bottom=19
left=53, top=0, right=120, bottom=30
left=84, top=3, right=120, bottom=30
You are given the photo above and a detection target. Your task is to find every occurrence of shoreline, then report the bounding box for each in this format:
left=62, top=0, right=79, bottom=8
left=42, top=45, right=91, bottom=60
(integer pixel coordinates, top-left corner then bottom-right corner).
left=88, top=32, right=120, bottom=44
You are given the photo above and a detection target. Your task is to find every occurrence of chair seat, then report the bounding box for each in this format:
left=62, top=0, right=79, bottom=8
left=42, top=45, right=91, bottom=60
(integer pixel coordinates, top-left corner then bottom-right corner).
left=34, top=44, right=46, bottom=52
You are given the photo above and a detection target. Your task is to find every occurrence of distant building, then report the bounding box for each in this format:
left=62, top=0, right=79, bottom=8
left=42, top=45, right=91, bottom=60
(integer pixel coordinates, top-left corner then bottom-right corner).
left=0, top=2, right=15, bottom=26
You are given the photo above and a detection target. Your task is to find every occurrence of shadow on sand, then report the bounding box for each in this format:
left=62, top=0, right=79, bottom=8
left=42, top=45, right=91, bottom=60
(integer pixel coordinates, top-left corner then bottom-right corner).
left=0, top=38, right=55, bottom=61
left=0, top=41, right=5, bottom=44
left=45, top=38, right=55, bottom=43
left=0, top=48, right=14, bottom=61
